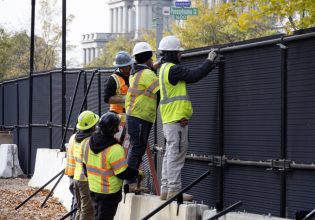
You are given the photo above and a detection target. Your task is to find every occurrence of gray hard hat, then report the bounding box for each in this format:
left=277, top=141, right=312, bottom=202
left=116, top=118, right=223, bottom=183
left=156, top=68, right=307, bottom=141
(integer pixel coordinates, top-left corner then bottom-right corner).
left=113, top=51, right=134, bottom=67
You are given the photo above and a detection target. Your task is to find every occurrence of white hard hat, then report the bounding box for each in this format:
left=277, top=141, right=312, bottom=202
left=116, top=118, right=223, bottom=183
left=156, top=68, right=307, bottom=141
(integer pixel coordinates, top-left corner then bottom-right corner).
left=132, top=42, right=153, bottom=56
left=113, top=51, right=134, bottom=67
left=158, top=35, right=184, bottom=51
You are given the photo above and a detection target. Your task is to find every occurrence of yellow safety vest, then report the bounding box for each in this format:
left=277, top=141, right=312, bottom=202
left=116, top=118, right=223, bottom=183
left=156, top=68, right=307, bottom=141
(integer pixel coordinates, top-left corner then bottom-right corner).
left=159, top=63, right=193, bottom=124
left=73, top=138, right=89, bottom=181
left=65, top=134, right=76, bottom=177
left=125, top=69, right=159, bottom=123
left=110, top=74, right=128, bottom=114
left=82, top=142, right=128, bottom=194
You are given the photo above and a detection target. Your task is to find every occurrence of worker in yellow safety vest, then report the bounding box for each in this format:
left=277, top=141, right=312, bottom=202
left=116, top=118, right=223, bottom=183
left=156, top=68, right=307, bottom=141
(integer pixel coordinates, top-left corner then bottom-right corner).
left=103, top=51, right=134, bottom=146
left=72, top=110, right=99, bottom=220
left=64, top=133, right=77, bottom=220
left=158, top=35, right=219, bottom=201
left=82, top=112, right=143, bottom=220
left=124, top=42, right=160, bottom=191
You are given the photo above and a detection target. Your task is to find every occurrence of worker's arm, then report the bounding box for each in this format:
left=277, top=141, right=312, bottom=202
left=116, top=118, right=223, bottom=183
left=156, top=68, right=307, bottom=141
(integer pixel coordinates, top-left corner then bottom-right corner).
left=168, top=59, right=215, bottom=85
left=104, top=75, right=122, bottom=104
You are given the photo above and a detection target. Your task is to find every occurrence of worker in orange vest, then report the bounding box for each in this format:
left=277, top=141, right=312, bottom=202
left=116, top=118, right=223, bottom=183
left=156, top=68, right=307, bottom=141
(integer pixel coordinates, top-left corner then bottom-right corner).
left=103, top=51, right=134, bottom=147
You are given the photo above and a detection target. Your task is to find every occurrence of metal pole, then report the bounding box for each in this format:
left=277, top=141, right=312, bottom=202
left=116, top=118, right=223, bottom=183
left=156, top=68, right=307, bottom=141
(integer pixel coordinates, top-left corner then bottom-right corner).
left=16, top=82, right=20, bottom=148
left=302, top=208, right=315, bottom=220
left=15, top=169, right=64, bottom=210
left=217, top=56, right=225, bottom=211
left=207, top=201, right=243, bottom=220
left=61, top=0, right=67, bottom=150
left=1, top=85, right=4, bottom=125
left=40, top=172, right=65, bottom=208
left=155, top=0, right=163, bottom=58
left=142, top=170, right=210, bottom=220
left=28, top=0, right=36, bottom=177
left=60, top=208, right=78, bottom=220
left=98, top=72, right=101, bottom=116
left=280, top=39, right=288, bottom=218
left=49, top=71, right=52, bottom=149
left=72, top=70, right=98, bottom=135
left=60, top=71, right=83, bottom=151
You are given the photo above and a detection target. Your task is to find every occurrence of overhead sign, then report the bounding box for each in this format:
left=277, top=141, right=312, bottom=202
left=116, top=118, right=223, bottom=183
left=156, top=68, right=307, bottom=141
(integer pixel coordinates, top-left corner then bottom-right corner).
left=175, top=0, right=191, bottom=7
left=171, top=7, right=198, bottom=20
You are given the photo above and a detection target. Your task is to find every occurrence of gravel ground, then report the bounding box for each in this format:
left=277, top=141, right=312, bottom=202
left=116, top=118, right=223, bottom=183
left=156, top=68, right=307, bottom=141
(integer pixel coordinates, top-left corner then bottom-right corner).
left=0, top=178, right=67, bottom=220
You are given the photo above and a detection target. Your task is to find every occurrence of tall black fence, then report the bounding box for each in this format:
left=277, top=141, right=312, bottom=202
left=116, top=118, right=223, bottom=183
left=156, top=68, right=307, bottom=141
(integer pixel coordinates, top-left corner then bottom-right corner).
left=1, top=28, right=315, bottom=219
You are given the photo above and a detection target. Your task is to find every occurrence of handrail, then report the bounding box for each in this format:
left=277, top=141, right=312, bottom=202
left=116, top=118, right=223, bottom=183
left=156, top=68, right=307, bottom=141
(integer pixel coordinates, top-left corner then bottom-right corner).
left=142, top=170, right=210, bottom=220
left=302, top=208, right=315, bottom=220
left=207, top=201, right=242, bottom=220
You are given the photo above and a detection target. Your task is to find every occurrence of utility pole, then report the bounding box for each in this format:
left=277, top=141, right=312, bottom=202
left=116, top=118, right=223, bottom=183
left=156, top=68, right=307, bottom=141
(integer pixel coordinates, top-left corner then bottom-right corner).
left=155, top=0, right=163, bottom=57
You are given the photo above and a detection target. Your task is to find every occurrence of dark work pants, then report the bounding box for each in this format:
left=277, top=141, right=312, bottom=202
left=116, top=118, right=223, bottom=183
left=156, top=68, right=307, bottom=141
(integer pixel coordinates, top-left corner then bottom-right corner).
left=90, top=190, right=122, bottom=220
left=126, top=115, right=152, bottom=184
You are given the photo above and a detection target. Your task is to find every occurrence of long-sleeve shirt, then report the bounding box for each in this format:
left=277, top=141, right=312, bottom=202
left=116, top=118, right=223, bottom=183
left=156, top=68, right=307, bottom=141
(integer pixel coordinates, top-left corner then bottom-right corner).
left=103, top=70, right=129, bottom=103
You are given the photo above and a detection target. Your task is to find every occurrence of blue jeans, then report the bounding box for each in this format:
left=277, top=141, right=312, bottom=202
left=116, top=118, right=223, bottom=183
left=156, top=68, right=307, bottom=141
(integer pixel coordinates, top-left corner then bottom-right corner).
left=126, top=115, right=152, bottom=184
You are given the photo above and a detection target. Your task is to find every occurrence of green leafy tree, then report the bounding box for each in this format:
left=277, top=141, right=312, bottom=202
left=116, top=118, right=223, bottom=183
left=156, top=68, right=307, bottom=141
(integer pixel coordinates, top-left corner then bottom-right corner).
left=173, top=0, right=277, bottom=49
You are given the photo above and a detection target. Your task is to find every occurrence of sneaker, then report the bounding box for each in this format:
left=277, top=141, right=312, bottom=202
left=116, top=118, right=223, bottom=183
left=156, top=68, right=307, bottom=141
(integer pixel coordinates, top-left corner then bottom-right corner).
left=166, top=191, right=193, bottom=201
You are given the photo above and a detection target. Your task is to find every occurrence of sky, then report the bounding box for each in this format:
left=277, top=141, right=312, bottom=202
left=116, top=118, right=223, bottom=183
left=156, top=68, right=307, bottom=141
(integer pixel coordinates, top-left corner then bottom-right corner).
left=0, top=0, right=110, bottom=67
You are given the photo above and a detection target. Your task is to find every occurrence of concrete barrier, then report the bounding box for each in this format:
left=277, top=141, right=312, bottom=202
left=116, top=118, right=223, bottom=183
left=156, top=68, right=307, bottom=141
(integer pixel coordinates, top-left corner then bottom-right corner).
left=28, top=148, right=72, bottom=210
left=0, top=144, right=24, bottom=178
left=115, top=193, right=209, bottom=220
left=202, top=210, right=291, bottom=220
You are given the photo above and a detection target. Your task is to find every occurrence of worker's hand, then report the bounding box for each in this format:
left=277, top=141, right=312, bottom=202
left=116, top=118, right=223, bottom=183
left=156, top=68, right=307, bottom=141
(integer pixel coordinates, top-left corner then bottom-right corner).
left=153, top=59, right=162, bottom=70
left=138, top=170, right=145, bottom=179
left=207, top=48, right=218, bottom=62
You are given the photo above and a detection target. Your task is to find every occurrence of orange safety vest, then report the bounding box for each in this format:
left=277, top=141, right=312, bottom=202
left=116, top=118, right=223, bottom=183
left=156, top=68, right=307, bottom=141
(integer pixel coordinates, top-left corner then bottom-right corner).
left=110, top=73, right=128, bottom=114
left=65, top=134, right=76, bottom=177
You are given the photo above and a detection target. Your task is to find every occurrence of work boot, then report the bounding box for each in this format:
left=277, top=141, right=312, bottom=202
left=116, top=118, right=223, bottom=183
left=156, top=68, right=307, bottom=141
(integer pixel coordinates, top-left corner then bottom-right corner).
left=160, top=191, right=167, bottom=200
left=166, top=191, right=193, bottom=201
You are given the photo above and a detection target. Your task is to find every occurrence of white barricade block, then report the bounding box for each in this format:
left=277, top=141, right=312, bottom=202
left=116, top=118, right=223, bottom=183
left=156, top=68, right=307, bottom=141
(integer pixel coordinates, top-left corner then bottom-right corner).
left=115, top=193, right=209, bottom=220
left=0, top=144, right=24, bottom=178
left=202, top=210, right=291, bottom=220
left=28, top=148, right=72, bottom=210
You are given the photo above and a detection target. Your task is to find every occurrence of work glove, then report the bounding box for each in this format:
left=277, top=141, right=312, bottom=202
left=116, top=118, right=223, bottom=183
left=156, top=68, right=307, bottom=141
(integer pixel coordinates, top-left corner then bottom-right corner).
left=207, top=48, right=218, bottom=62
left=138, top=170, right=145, bottom=179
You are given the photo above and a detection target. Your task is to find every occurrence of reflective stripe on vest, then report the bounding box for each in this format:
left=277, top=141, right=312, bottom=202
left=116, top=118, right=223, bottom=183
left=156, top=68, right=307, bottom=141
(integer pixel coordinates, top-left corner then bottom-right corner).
left=159, top=63, right=193, bottom=124
left=65, top=134, right=76, bottom=177
left=82, top=143, right=128, bottom=194
left=126, top=69, right=159, bottom=123
left=110, top=74, right=128, bottom=114
left=73, top=138, right=89, bottom=181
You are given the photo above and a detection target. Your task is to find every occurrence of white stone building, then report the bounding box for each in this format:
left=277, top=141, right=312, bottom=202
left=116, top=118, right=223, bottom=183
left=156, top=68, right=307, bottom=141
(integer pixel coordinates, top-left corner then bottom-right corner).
left=81, top=0, right=236, bottom=65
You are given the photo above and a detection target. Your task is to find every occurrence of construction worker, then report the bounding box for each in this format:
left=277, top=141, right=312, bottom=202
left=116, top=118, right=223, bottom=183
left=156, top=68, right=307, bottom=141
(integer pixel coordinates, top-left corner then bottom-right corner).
left=103, top=51, right=134, bottom=145
left=64, top=134, right=77, bottom=220
left=73, top=110, right=99, bottom=220
left=82, top=112, right=143, bottom=220
left=158, top=35, right=218, bottom=201
left=124, top=42, right=160, bottom=191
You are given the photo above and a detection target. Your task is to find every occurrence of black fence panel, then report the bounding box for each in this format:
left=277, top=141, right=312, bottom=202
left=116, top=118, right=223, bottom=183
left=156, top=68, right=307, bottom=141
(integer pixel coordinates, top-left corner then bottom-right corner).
left=224, top=166, right=280, bottom=215
left=0, top=84, right=3, bottom=125
left=32, top=75, right=50, bottom=124
left=3, top=83, right=17, bottom=126
left=224, top=45, right=281, bottom=161
left=18, top=128, right=29, bottom=174
left=18, top=79, right=29, bottom=125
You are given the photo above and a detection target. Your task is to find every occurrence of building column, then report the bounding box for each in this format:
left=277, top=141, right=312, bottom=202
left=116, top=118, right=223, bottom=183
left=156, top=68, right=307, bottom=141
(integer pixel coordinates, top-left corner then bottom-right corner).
left=118, top=7, right=122, bottom=33
left=110, top=8, right=114, bottom=33
left=113, top=7, right=117, bottom=33
left=135, top=2, right=141, bottom=38
left=147, top=4, right=152, bottom=30
left=83, top=48, right=86, bottom=65
left=92, top=48, right=95, bottom=61
left=123, top=5, right=128, bottom=33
